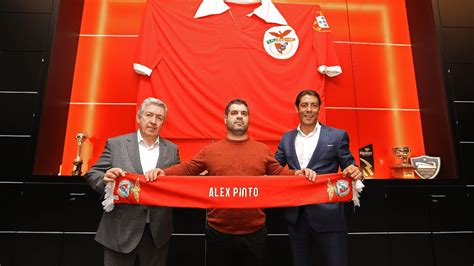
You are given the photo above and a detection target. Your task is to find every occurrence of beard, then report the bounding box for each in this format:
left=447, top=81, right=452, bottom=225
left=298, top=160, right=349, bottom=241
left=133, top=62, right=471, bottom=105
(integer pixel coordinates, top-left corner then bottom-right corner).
left=226, top=122, right=248, bottom=136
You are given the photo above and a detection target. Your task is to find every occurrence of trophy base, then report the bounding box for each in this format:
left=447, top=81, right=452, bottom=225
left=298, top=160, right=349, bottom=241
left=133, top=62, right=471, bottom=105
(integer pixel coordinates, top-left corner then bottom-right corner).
left=391, top=164, right=416, bottom=179
left=72, top=160, right=83, bottom=176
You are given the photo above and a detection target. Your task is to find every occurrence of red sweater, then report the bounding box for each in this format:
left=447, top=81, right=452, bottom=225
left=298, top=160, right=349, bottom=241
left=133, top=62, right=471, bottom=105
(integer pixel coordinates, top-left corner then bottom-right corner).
left=164, top=138, right=295, bottom=234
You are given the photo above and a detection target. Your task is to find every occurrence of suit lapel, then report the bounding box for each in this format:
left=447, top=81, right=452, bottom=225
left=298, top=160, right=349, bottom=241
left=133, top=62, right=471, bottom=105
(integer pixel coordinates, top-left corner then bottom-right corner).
left=126, top=133, right=144, bottom=174
left=156, top=137, right=167, bottom=169
left=306, top=125, right=330, bottom=169
left=288, top=130, right=302, bottom=170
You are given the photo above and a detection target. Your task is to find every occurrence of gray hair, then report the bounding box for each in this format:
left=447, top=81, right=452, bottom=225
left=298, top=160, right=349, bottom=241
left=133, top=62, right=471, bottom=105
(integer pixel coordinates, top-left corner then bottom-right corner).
left=137, top=97, right=168, bottom=117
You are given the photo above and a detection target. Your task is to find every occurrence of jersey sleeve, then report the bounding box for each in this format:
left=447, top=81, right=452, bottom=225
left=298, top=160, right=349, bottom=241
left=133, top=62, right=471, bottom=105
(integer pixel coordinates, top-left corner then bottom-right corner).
left=312, top=6, right=342, bottom=77
left=134, top=0, right=163, bottom=76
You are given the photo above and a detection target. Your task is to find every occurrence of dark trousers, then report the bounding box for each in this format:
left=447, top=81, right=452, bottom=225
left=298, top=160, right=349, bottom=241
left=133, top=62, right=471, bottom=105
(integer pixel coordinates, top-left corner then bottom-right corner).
left=206, top=226, right=267, bottom=266
left=288, top=210, right=348, bottom=266
left=104, top=224, right=169, bottom=266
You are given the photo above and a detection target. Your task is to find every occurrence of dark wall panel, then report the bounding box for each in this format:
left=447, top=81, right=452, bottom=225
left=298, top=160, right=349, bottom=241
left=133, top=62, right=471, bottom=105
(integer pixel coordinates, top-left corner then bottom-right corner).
left=0, top=138, right=31, bottom=181
left=0, top=52, right=44, bottom=92
left=348, top=234, right=389, bottom=266
left=429, top=188, right=470, bottom=231
left=62, top=185, right=102, bottom=232
left=432, top=233, right=473, bottom=266
left=62, top=234, right=102, bottom=266
left=265, top=208, right=288, bottom=234
left=173, top=208, right=206, bottom=234
left=448, top=64, right=474, bottom=101
left=454, top=103, right=474, bottom=141
left=438, top=0, right=474, bottom=27
left=13, top=233, right=61, bottom=266
left=389, top=235, right=434, bottom=266
left=168, top=236, right=205, bottom=266
left=0, top=0, right=53, bottom=13
left=386, top=189, right=431, bottom=231
left=0, top=183, right=22, bottom=230
left=348, top=185, right=388, bottom=232
left=17, top=183, right=70, bottom=231
left=0, top=233, right=15, bottom=266
left=459, top=142, right=474, bottom=184
left=443, top=28, right=474, bottom=63
left=264, top=236, right=291, bottom=266
left=0, top=93, right=36, bottom=135
left=469, top=187, right=474, bottom=227
left=17, top=183, right=106, bottom=232
left=0, top=13, right=50, bottom=51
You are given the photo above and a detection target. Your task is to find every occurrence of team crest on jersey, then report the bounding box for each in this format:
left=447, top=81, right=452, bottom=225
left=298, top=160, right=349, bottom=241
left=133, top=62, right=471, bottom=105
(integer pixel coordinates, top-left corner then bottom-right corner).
left=313, top=11, right=331, bottom=32
left=263, top=26, right=299, bottom=59
left=117, top=180, right=133, bottom=198
left=335, top=179, right=350, bottom=197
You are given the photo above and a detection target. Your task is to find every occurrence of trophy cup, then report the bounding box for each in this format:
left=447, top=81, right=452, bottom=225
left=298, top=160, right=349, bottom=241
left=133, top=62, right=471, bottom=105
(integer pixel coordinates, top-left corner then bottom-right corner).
left=391, top=146, right=415, bottom=178
left=72, top=133, right=88, bottom=176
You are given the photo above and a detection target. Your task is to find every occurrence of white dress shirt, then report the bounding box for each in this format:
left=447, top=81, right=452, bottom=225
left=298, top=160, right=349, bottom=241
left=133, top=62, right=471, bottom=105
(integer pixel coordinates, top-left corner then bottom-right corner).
left=295, top=122, right=321, bottom=169
left=137, top=131, right=160, bottom=174
left=194, top=0, right=288, bottom=25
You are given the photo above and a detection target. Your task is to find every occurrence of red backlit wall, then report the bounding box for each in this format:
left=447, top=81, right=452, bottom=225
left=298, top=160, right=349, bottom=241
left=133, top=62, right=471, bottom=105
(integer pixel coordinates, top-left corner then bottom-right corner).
left=59, top=0, right=425, bottom=179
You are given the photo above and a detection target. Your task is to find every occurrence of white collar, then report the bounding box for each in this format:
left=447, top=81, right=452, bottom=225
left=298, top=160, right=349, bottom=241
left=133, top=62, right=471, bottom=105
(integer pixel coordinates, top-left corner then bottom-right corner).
left=297, top=122, right=320, bottom=137
left=194, top=0, right=288, bottom=25
left=137, top=130, right=160, bottom=148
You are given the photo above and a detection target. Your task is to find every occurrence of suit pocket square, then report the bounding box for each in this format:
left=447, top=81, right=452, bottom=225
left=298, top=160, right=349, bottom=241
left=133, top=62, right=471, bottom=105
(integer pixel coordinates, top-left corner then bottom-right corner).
left=327, top=144, right=334, bottom=147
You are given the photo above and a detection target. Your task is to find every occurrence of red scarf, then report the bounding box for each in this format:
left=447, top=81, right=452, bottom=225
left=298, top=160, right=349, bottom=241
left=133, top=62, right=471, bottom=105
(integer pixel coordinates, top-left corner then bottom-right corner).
left=103, top=173, right=353, bottom=211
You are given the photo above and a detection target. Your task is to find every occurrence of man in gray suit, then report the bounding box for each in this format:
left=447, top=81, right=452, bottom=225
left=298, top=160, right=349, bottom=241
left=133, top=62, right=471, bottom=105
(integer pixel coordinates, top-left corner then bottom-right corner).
left=275, top=90, right=362, bottom=266
left=85, top=97, right=180, bottom=266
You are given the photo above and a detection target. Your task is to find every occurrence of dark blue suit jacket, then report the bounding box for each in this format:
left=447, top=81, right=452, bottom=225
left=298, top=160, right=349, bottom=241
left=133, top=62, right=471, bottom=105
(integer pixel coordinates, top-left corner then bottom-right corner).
left=275, top=124, right=355, bottom=232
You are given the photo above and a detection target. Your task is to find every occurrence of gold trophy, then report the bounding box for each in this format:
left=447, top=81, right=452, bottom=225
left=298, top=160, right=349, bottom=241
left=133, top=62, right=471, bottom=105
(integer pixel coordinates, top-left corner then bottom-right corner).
left=72, top=133, right=88, bottom=176
left=391, top=146, right=415, bottom=178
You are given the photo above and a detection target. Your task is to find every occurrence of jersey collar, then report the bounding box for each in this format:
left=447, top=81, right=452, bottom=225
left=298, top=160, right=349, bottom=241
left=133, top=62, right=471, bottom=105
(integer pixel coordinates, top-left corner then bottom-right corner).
left=194, top=0, right=288, bottom=25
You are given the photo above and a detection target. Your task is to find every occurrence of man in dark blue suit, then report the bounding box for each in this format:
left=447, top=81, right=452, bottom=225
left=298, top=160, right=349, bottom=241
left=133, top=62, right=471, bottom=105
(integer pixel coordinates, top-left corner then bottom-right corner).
left=275, top=90, right=362, bottom=266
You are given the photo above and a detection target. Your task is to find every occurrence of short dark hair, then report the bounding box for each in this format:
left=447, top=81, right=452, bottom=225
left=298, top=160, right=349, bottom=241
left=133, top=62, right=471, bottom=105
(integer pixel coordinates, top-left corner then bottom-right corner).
left=225, top=99, right=249, bottom=116
left=295, top=90, right=321, bottom=107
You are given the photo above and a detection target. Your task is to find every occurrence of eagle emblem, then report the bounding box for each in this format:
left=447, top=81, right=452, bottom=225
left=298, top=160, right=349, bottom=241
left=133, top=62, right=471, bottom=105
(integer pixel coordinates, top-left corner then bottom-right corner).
left=263, top=26, right=299, bottom=59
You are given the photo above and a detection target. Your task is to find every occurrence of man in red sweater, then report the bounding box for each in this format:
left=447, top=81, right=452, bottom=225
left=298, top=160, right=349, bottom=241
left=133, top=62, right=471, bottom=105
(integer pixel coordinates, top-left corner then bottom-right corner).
left=146, top=99, right=315, bottom=266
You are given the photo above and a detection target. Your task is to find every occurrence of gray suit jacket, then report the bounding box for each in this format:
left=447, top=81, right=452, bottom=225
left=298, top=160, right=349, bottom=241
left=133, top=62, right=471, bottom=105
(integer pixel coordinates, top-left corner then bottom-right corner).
left=85, top=133, right=180, bottom=253
left=275, top=124, right=355, bottom=232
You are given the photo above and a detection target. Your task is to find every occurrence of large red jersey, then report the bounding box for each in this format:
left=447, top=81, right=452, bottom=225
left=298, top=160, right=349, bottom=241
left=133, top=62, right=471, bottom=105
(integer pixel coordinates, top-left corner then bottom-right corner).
left=134, top=0, right=341, bottom=140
